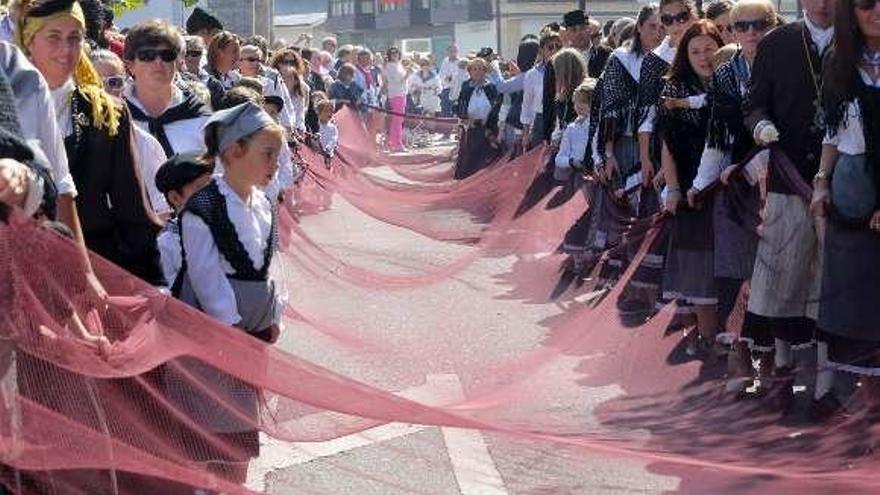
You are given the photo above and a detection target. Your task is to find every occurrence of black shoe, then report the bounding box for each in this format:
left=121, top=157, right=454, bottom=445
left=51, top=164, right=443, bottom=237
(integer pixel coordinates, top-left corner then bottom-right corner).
left=809, top=393, right=844, bottom=422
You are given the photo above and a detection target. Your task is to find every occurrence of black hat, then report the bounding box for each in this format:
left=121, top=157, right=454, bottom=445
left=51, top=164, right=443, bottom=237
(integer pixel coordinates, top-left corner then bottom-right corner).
left=476, top=47, right=495, bottom=59
left=186, top=7, right=223, bottom=35
left=155, top=153, right=212, bottom=195
left=562, top=10, right=588, bottom=28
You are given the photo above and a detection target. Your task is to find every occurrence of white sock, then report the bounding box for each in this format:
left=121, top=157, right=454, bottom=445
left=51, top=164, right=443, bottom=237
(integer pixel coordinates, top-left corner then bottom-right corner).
left=814, top=341, right=834, bottom=400
left=774, top=338, right=793, bottom=369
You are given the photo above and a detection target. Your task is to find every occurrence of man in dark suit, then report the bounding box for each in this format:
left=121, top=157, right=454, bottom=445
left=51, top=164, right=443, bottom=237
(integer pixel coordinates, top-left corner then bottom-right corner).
left=743, top=0, right=836, bottom=414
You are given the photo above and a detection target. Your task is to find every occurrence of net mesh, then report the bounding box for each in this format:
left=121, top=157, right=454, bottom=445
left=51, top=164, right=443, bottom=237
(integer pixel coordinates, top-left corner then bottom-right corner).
left=1, top=107, right=879, bottom=494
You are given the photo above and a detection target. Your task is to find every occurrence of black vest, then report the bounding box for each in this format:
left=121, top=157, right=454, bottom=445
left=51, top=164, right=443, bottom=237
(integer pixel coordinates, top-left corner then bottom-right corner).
left=173, top=180, right=278, bottom=295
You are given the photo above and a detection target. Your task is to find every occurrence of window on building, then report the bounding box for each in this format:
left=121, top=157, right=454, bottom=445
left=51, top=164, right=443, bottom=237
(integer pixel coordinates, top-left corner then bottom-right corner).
left=361, top=0, right=375, bottom=14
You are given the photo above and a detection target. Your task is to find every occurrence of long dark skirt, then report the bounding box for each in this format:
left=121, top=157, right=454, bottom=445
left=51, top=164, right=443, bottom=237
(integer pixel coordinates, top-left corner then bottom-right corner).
left=454, top=125, right=502, bottom=180
left=817, top=210, right=880, bottom=374
left=662, top=204, right=717, bottom=304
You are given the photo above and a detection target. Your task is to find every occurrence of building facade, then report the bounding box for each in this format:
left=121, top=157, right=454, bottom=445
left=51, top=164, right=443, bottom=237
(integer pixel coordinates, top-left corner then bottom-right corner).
left=325, top=0, right=802, bottom=58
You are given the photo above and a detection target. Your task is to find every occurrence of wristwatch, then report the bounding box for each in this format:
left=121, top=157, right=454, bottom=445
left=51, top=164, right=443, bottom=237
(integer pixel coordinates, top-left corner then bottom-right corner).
left=814, top=169, right=829, bottom=181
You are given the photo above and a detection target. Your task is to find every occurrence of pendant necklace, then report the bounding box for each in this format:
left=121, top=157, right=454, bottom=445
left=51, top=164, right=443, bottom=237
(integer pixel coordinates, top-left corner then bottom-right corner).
left=802, top=27, right=826, bottom=130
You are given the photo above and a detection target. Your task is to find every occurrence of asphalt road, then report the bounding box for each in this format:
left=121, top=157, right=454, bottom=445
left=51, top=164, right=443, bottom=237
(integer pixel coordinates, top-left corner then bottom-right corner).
left=246, top=148, right=681, bottom=495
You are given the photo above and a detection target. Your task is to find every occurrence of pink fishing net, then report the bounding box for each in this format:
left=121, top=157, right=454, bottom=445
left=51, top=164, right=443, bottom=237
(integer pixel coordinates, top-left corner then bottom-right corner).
left=1, top=108, right=879, bottom=494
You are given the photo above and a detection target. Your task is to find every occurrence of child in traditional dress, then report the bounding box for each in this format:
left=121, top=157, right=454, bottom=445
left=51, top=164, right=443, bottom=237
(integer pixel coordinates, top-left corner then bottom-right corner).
left=153, top=153, right=213, bottom=290
left=554, top=80, right=596, bottom=181
left=172, top=102, right=285, bottom=483
left=317, top=99, right=339, bottom=159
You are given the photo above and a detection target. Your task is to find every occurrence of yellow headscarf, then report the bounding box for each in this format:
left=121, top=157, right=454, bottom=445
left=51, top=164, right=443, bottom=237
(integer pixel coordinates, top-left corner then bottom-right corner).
left=17, top=1, right=121, bottom=136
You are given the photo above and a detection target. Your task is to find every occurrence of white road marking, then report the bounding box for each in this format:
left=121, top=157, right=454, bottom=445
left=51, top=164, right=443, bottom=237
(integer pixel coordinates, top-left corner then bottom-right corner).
left=248, top=373, right=506, bottom=493
left=431, top=374, right=509, bottom=495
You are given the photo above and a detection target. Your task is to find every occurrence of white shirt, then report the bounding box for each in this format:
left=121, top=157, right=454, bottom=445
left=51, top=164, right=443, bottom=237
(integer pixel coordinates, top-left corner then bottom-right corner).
left=450, top=66, right=469, bottom=101
left=131, top=126, right=172, bottom=215
left=555, top=116, right=591, bottom=179
left=181, top=176, right=274, bottom=326
left=823, top=69, right=879, bottom=155
left=259, top=70, right=295, bottom=131
left=439, top=56, right=459, bottom=90
left=407, top=71, right=442, bottom=113
left=466, top=83, right=493, bottom=122
left=50, top=79, right=76, bottom=139
left=383, top=62, right=408, bottom=98
left=124, top=85, right=210, bottom=157
left=615, top=47, right=644, bottom=81
left=520, top=63, right=545, bottom=126
left=804, top=15, right=834, bottom=55
left=263, top=142, right=295, bottom=201
left=654, top=37, right=676, bottom=64
left=319, top=121, right=339, bottom=156
left=12, top=61, right=76, bottom=196
left=692, top=146, right=729, bottom=191
left=157, top=221, right=181, bottom=289
left=289, top=79, right=310, bottom=131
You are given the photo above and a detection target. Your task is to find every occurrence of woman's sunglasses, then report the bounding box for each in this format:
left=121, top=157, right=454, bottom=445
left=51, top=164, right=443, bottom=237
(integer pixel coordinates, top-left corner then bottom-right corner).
left=135, top=48, right=178, bottom=63
left=854, top=0, right=877, bottom=10
left=185, top=50, right=203, bottom=58
left=660, top=10, right=691, bottom=26
left=103, top=75, right=125, bottom=90
left=732, top=18, right=772, bottom=33
left=277, top=58, right=298, bottom=67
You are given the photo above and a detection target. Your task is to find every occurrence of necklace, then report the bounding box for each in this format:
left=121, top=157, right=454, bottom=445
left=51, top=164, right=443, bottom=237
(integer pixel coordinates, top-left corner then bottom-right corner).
left=802, top=26, right=825, bottom=130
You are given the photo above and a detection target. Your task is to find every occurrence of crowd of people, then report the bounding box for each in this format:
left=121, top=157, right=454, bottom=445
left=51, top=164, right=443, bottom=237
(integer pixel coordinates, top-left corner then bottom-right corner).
left=456, top=0, right=879, bottom=425
left=0, top=0, right=878, bottom=490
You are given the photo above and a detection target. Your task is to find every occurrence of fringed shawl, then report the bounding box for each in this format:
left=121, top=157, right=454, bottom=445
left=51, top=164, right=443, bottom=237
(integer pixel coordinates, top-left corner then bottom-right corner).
left=706, top=50, right=753, bottom=163
left=657, top=75, right=710, bottom=191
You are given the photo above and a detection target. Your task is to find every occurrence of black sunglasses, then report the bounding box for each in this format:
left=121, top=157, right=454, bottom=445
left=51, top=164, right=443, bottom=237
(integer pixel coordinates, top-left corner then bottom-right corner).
left=854, top=0, right=877, bottom=10
left=660, top=11, right=691, bottom=26
left=732, top=18, right=772, bottom=33
left=185, top=50, right=203, bottom=58
left=135, top=48, right=178, bottom=63
left=103, top=75, right=124, bottom=90
left=277, top=58, right=298, bottom=67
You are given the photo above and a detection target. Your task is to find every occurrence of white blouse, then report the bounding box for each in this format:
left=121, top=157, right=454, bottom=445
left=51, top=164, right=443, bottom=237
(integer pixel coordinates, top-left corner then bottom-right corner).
left=181, top=176, right=274, bottom=326
left=290, top=79, right=310, bottom=132
left=319, top=121, right=339, bottom=156
left=466, top=84, right=492, bottom=122
left=383, top=62, right=408, bottom=98
left=17, top=73, right=76, bottom=196
left=124, top=86, right=210, bottom=157
left=823, top=69, right=880, bottom=155
left=555, top=116, right=591, bottom=179
left=132, top=126, right=172, bottom=215
left=520, top=63, right=545, bottom=127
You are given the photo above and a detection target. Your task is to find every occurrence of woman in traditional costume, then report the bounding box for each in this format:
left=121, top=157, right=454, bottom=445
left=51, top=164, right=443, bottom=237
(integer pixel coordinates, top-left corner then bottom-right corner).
left=810, top=0, right=880, bottom=419
left=123, top=20, right=211, bottom=160
left=19, top=0, right=163, bottom=285
left=689, top=0, right=778, bottom=390
left=454, top=57, right=502, bottom=179
left=658, top=21, right=724, bottom=357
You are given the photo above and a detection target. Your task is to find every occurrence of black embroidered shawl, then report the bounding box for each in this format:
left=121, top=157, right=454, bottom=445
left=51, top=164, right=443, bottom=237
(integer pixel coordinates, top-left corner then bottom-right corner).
left=706, top=50, right=754, bottom=164
left=656, top=76, right=710, bottom=191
